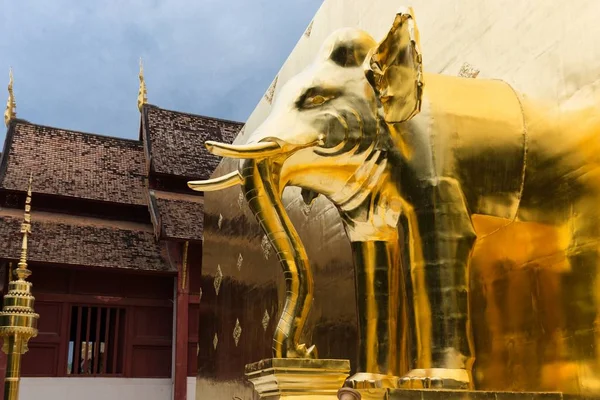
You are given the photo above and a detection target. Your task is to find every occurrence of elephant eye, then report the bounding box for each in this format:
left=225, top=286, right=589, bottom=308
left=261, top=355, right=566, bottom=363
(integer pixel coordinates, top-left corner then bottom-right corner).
left=297, top=87, right=338, bottom=109
left=308, top=95, right=326, bottom=106
left=300, top=94, right=333, bottom=109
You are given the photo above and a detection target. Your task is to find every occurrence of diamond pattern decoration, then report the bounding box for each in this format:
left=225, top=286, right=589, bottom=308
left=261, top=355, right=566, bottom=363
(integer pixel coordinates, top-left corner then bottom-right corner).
left=261, top=235, right=273, bottom=260
left=214, top=265, right=223, bottom=296
left=213, top=333, right=218, bottom=350
left=262, top=310, right=270, bottom=332
left=304, top=20, right=314, bottom=37
left=238, top=192, right=245, bottom=209
left=458, top=62, right=480, bottom=78
left=218, top=213, right=223, bottom=229
left=237, top=253, right=243, bottom=271
left=264, top=76, right=278, bottom=104
left=233, top=318, right=242, bottom=347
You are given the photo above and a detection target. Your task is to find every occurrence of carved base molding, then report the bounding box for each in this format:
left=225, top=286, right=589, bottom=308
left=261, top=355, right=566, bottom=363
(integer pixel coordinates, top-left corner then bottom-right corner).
left=337, top=388, right=590, bottom=400
left=245, top=358, right=351, bottom=399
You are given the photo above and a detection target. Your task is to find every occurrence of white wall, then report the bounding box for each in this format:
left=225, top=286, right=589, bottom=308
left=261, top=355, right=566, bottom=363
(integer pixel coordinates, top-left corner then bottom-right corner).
left=19, top=377, right=191, bottom=400
left=186, top=376, right=196, bottom=400
left=20, top=377, right=197, bottom=400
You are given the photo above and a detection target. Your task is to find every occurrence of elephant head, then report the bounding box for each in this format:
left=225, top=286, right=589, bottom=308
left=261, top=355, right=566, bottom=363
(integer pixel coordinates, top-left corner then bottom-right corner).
left=189, top=8, right=423, bottom=360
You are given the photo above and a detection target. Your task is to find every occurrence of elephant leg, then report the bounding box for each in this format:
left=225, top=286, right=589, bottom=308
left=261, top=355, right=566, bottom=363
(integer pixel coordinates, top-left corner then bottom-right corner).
left=539, top=197, right=600, bottom=393
left=345, top=240, right=409, bottom=389
left=400, top=177, right=476, bottom=389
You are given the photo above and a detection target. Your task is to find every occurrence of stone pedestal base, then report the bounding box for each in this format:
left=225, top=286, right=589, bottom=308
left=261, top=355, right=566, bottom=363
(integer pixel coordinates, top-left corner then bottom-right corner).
left=245, top=358, right=351, bottom=399
left=337, top=388, right=586, bottom=400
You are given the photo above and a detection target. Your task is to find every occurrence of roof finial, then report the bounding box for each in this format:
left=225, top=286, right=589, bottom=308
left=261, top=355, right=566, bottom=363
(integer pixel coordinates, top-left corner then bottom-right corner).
left=137, top=57, right=147, bottom=112
left=16, top=173, right=33, bottom=280
left=4, top=68, right=16, bottom=127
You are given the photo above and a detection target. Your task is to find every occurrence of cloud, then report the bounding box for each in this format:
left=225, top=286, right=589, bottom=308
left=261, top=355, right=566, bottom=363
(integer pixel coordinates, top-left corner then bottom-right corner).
left=0, top=0, right=322, bottom=141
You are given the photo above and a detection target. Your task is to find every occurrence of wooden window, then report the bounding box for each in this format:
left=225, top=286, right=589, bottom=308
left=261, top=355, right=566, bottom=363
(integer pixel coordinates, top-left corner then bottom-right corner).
left=67, top=306, right=126, bottom=376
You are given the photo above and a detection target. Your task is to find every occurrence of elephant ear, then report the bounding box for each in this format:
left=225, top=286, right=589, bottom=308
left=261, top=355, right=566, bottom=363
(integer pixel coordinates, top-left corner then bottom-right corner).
left=366, top=7, right=423, bottom=123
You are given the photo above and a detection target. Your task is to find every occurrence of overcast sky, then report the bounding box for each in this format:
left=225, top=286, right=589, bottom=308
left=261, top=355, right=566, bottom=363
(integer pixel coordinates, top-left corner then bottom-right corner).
left=0, top=0, right=322, bottom=142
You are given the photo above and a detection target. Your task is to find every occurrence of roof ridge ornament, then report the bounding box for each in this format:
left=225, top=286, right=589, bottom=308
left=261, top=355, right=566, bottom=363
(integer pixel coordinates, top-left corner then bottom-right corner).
left=137, top=57, right=148, bottom=112
left=4, top=67, right=16, bottom=127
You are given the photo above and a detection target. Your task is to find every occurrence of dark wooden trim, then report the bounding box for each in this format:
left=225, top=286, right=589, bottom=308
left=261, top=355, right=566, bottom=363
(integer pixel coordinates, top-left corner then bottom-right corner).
left=173, top=241, right=189, bottom=400
left=103, top=307, right=111, bottom=374
left=56, top=303, right=71, bottom=376
left=114, top=308, right=122, bottom=374
left=125, top=305, right=137, bottom=377
left=0, top=190, right=150, bottom=224
left=129, top=337, right=172, bottom=347
left=73, top=306, right=82, bottom=375
left=147, top=190, right=163, bottom=240
left=35, top=293, right=172, bottom=308
left=83, top=306, right=91, bottom=374
left=93, top=308, right=101, bottom=373
left=0, top=258, right=177, bottom=277
left=148, top=173, right=207, bottom=195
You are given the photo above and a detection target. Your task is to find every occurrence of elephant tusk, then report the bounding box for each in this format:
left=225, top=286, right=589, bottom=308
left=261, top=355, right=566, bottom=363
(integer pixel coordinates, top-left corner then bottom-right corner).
left=188, top=170, right=243, bottom=192
left=205, top=140, right=282, bottom=159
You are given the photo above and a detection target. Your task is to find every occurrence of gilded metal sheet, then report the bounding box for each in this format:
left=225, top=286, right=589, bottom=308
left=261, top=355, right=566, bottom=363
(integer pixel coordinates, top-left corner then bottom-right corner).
left=246, top=358, right=351, bottom=399
left=386, top=389, right=566, bottom=400
left=199, top=158, right=357, bottom=399
left=199, top=0, right=600, bottom=398
left=339, top=388, right=571, bottom=400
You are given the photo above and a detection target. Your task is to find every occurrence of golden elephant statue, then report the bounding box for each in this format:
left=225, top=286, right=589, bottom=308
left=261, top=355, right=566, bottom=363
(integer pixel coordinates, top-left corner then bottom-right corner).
left=190, top=7, right=600, bottom=395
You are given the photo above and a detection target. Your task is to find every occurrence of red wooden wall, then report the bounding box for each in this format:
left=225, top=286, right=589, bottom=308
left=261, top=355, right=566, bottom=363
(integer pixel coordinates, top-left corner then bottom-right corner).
left=20, top=263, right=175, bottom=378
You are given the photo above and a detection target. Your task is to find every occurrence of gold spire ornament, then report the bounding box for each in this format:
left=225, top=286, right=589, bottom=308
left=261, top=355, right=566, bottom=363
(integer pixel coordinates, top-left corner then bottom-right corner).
left=4, top=68, right=16, bottom=127
left=0, top=174, right=39, bottom=400
left=137, top=58, right=147, bottom=112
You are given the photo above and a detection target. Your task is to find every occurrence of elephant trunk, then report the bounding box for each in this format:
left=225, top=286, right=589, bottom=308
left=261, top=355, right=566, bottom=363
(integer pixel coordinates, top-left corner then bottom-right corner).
left=240, top=158, right=316, bottom=358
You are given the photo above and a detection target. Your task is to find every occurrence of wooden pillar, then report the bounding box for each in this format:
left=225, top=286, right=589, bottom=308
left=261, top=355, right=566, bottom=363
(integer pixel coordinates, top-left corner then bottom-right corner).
left=174, top=242, right=190, bottom=400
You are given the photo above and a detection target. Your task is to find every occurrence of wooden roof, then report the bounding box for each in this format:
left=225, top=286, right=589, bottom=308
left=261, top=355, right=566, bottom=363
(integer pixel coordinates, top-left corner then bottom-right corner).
left=148, top=190, right=204, bottom=242
left=0, top=209, right=172, bottom=272
left=0, top=105, right=242, bottom=269
left=142, top=104, right=242, bottom=180
left=0, top=119, right=147, bottom=206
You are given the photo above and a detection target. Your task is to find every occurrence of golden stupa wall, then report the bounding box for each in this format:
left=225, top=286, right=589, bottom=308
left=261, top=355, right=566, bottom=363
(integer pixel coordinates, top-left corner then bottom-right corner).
left=238, top=0, right=600, bottom=140
left=200, top=1, right=600, bottom=398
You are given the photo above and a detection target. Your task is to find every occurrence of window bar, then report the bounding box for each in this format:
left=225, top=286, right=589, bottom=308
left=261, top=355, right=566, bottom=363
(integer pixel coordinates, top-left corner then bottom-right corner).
left=93, top=307, right=102, bottom=374
left=83, top=306, right=92, bottom=374
left=102, top=308, right=111, bottom=374
left=73, top=306, right=83, bottom=374
left=112, top=308, right=120, bottom=374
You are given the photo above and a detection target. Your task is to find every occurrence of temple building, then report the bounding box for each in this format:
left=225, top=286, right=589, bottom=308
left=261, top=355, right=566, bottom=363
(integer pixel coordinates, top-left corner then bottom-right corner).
left=0, top=67, right=242, bottom=400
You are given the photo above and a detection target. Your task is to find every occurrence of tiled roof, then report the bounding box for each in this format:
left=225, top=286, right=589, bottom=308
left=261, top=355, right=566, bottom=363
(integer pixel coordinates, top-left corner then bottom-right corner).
left=142, top=104, right=242, bottom=180
left=0, top=209, right=173, bottom=272
left=0, top=119, right=147, bottom=205
left=149, top=190, right=203, bottom=241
